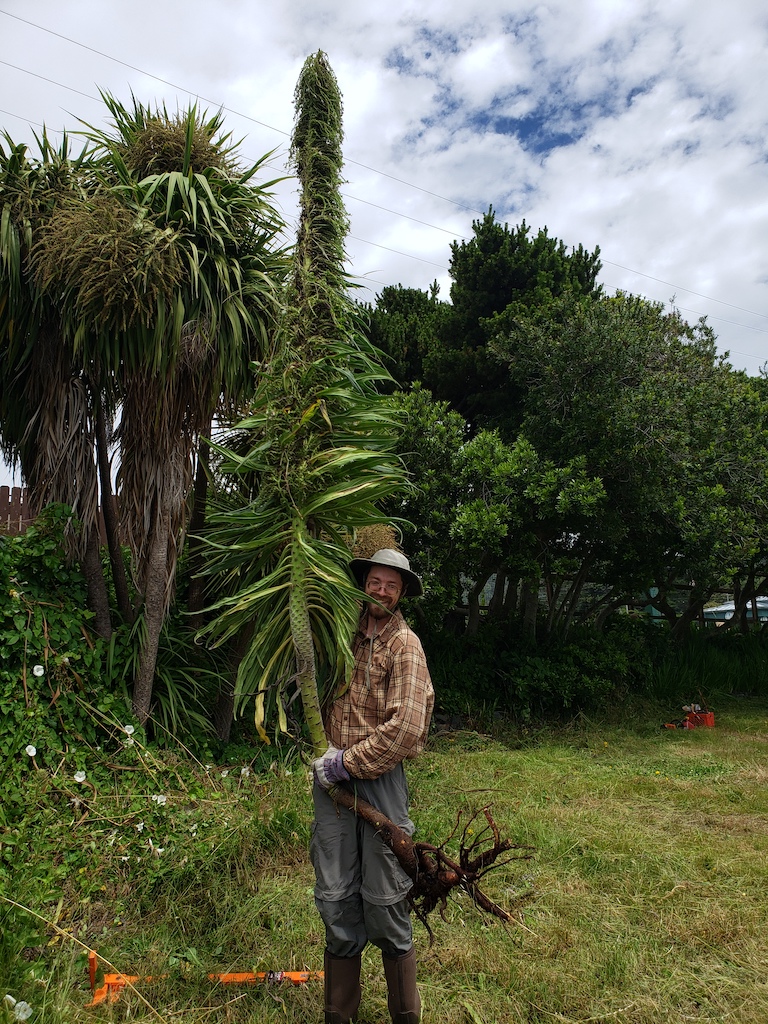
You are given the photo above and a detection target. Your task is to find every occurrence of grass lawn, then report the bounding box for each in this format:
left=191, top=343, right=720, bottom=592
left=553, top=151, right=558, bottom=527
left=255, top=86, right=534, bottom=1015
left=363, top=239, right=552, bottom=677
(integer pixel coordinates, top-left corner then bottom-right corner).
left=2, top=695, right=768, bottom=1022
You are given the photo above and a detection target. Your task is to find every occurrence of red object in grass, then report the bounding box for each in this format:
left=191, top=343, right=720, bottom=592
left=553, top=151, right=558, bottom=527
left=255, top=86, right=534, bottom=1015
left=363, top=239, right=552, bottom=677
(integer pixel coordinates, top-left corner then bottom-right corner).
left=685, top=711, right=715, bottom=728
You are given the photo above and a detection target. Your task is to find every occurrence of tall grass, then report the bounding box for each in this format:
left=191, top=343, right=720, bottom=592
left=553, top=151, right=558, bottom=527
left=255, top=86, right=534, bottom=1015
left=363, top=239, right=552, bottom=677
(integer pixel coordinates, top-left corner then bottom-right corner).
left=649, top=629, right=768, bottom=704
left=2, top=697, right=768, bottom=1022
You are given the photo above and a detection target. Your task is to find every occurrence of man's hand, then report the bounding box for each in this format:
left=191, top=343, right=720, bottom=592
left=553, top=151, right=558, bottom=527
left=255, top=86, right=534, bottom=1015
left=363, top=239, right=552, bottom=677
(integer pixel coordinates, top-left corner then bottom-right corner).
left=313, top=745, right=351, bottom=790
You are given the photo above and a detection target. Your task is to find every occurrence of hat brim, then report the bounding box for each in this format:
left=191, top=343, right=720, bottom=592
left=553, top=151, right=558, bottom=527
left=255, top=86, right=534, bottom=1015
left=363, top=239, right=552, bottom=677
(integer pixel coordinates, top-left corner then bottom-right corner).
left=349, top=557, right=423, bottom=598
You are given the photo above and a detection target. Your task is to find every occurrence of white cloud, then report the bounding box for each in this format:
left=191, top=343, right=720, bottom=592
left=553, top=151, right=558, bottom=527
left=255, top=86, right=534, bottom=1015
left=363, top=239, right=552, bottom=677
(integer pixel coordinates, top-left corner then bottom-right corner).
left=0, top=0, right=765, bottom=407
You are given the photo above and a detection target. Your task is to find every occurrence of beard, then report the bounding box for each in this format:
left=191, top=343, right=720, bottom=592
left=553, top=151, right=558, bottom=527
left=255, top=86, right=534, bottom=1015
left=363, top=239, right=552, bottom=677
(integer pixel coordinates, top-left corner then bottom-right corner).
left=366, top=597, right=397, bottom=621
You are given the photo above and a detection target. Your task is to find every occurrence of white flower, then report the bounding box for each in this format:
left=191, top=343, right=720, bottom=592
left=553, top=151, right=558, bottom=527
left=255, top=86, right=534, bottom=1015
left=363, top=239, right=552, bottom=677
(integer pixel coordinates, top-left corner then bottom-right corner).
left=220, top=770, right=229, bottom=778
left=123, top=724, right=135, bottom=736
left=124, top=736, right=135, bottom=746
left=32, top=665, right=44, bottom=677
left=150, top=794, right=167, bottom=806
left=3, top=996, right=33, bottom=1021
left=25, top=745, right=36, bottom=757
left=148, top=839, right=164, bottom=857
left=74, top=770, right=86, bottom=783
left=136, top=821, right=145, bottom=832
left=240, top=766, right=251, bottom=777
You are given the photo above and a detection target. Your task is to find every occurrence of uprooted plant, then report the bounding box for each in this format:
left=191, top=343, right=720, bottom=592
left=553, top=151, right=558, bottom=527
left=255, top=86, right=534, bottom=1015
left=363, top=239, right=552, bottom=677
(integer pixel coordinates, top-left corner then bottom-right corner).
left=201, top=50, right=529, bottom=934
left=329, top=786, right=534, bottom=938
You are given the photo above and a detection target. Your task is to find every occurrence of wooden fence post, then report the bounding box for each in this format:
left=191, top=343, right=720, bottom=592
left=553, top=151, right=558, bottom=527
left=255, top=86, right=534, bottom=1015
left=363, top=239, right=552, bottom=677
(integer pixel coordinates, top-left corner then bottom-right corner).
left=0, top=485, right=33, bottom=536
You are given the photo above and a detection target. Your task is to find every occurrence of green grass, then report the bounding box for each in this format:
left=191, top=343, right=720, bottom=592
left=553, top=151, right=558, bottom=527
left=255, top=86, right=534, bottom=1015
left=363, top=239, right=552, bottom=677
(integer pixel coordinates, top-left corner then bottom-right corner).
left=3, top=696, right=768, bottom=1022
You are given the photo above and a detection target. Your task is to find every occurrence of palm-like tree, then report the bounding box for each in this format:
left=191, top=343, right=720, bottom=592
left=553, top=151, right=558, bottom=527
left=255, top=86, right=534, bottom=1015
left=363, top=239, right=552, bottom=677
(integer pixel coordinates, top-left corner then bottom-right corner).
left=201, top=52, right=406, bottom=752
left=200, top=55, right=521, bottom=930
left=24, top=96, right=289, bottom=722
left=0, top=131, right=117, bottom=635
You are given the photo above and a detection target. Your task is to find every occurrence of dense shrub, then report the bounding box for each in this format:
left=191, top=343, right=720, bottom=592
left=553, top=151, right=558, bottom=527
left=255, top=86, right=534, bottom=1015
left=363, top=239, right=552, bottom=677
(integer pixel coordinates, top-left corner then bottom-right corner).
left=420, top=613, right=748, bottom=723
left=0, top=506, right=129, bottom=788
left=649, top=627, right=768, bottom=702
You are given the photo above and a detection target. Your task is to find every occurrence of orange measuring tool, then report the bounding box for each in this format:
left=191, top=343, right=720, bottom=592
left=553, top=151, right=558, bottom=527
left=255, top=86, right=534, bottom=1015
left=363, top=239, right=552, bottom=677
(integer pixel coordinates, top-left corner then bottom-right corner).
left=87, top=950, right=323, bottom=1006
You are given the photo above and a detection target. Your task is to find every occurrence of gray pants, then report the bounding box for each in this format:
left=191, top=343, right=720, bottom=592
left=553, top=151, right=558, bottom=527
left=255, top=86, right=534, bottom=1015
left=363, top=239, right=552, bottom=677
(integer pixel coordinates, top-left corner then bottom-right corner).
left=311, top=766, right=414, bottom=958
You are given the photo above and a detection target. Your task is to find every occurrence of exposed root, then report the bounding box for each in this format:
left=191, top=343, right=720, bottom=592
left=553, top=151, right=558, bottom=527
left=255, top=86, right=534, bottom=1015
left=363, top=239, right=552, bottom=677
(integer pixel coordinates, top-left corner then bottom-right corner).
left=330, top=786, right=534, bottom=941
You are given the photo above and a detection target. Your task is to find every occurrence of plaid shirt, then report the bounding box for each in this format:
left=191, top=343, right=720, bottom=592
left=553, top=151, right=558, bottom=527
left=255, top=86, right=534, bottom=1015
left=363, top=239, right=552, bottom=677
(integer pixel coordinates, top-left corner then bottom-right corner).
left=325, top=608, right=434, bottom=780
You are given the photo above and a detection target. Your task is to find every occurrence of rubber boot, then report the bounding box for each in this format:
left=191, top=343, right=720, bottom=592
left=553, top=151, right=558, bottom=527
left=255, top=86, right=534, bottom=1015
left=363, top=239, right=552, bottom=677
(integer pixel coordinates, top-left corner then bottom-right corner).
left=324, top=950, right=362, bottom=1024
left=382, top=946, right=421, bottom=1024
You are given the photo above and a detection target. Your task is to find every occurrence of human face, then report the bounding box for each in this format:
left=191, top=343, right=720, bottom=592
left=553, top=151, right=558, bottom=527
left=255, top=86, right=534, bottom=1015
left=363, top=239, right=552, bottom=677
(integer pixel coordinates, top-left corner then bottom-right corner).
left=364, top=565, right=404, bottom=620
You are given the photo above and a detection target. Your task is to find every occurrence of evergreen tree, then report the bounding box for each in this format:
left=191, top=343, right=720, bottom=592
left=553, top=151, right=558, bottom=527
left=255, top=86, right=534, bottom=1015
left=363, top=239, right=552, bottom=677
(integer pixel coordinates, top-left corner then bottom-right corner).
left=424, top=209, right=602, bottom=433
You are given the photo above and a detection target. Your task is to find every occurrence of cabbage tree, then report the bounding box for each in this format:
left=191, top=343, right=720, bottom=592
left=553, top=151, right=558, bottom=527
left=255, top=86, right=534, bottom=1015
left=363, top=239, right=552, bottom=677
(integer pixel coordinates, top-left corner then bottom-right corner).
left=30, top=96, right=288, bottom=721
left=0, top=130, right=116, bottom=635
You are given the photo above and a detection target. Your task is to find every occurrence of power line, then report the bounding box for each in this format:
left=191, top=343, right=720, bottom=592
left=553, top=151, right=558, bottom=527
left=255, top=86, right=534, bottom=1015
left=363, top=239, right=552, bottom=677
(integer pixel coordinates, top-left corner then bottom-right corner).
left=672, top=305, right=768, bottom=335
left=0, top=59, right=100, bottom=104
left=342, top=191, right=467, bottom=239
left=345, top=157, right=485, bottom=216
left=349, top=235, right=450, bottom=271
left=1, top=8, right=489, bottom=217
left=0, top=9, right=290, bottom=137
left=603, top=260, right=767, bottom=322
left=1, top=7, right=765, bottom=338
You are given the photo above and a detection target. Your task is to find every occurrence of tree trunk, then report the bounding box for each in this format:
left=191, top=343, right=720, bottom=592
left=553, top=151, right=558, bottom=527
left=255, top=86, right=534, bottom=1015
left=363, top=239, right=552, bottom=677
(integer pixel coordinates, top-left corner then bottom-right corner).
left=487, top=569, right=506, bottom=619
left=723, top=572, right=768, bottom=634
left=521, top=579, right=538, bottom=641
left=186, top=423, right=212, bottom=628
left=501, top=574, right=518, bottom=621
left=557, top=555, right=595, bottom=640
left=465, top=572, right=491, bottom=636
left=95, top=399, right=134, bottom=624
left=212, top=674, right=236, bottom=744
left=544, top=574, right=565, bottom=636
left=593, top=596, right=627, bottom=633
left=132, top=508, right=171, bottom=725
left=82, top=526, right=112, bottom=639
left=670, top=597, right=706, bottom=642
left=212, top=622, right=256, bottom=742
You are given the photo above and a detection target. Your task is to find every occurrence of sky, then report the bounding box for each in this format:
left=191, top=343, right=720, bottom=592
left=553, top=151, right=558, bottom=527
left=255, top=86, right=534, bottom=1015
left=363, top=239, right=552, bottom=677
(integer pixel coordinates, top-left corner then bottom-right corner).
left=1, top=0, right=767, bottom=485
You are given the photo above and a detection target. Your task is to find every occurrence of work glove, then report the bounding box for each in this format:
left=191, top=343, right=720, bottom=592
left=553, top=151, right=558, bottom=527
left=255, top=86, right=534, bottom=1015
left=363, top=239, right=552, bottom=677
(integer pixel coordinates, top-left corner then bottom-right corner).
left=313, top=745, right=350, bottom=790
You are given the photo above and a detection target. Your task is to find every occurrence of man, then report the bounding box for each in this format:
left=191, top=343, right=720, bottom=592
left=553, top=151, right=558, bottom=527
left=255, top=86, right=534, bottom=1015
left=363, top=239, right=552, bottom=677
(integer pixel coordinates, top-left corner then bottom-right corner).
left=311, top=548, right=434, bottom=1024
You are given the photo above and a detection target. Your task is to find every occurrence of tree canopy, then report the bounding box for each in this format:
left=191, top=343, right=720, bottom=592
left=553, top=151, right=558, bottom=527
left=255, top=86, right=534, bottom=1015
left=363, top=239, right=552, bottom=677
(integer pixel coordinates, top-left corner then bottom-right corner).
left=422, top=210, right=602, bottom=432
left=0, top=99, right=289, bottom=722
left=380, top=291, right=768, bottom=643
left=4, top=74, right=768, bottom=741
